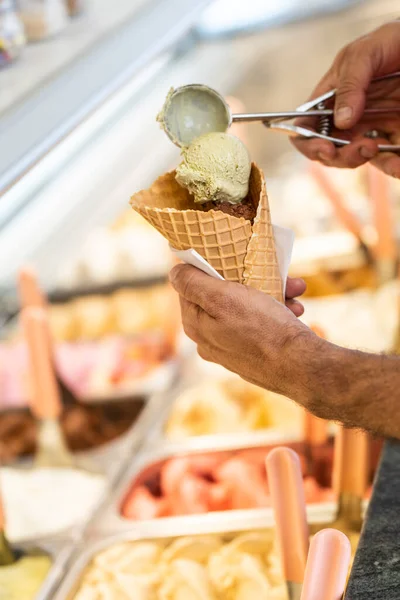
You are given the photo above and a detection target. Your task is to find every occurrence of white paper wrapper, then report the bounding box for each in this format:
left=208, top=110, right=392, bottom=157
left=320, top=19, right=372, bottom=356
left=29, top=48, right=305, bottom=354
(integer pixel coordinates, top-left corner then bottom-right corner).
left=170, top=224, right=294, bottom=297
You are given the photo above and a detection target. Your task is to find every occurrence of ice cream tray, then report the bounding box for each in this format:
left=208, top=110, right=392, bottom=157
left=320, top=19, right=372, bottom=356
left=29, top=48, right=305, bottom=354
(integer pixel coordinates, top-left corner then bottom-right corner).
left=10, top=537, right=77, bottom=600
left=141, top=356, right=307, bottom=447
left=87, top=431, right=339, bottom=539
left=53, top=513, right=284, bottom=600
left=0, top=275, right=168, bottom=327
left=1, top=389, right=175, bottom=599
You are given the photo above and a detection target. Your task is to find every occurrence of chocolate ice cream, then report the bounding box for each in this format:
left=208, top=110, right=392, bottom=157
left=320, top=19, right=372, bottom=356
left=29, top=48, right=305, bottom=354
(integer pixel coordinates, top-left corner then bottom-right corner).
left=0, top=399, right=144, bottom=463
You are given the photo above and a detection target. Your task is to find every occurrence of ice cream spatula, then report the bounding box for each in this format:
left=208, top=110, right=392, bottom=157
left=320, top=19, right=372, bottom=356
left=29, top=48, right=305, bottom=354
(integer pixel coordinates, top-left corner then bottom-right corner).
left=266, top=447, right=309, bottom=600
left=331, top=426, right=369, bottom=532
left=18, top=267, right=77, bottom=407
left=21, top=307, right=74, bottom=469
left=0, top=484, right=14, bottom=566
left=300, top=529, right=351, bottom=600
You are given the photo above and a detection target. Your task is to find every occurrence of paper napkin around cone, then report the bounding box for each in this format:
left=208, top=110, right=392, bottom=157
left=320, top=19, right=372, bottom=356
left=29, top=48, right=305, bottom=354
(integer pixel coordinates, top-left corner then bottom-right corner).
left=130, top=163, right=284, bottom=302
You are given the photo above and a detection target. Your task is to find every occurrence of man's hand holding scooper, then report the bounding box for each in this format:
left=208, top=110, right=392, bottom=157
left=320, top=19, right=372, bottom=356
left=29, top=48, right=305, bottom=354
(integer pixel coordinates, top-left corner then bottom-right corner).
left=170, top=20, right=400, bottom=441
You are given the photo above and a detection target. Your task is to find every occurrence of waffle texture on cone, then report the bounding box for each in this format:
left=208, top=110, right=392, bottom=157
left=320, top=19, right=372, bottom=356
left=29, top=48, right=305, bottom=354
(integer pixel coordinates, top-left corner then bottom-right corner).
left=130, top=163, right=283, bottom=299
left=243, top=167, right=283, bottom=302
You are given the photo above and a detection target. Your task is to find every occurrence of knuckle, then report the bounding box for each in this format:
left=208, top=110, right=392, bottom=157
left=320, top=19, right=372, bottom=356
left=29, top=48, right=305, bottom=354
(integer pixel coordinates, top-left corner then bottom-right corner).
left=337, top=78, right=360, bottom=96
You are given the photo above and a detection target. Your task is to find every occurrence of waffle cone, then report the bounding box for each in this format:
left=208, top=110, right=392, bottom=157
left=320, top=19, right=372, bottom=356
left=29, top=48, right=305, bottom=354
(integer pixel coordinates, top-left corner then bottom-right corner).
left=242, top=166, right=284, bottom=302
left=130, top=163, right=283, bottom=301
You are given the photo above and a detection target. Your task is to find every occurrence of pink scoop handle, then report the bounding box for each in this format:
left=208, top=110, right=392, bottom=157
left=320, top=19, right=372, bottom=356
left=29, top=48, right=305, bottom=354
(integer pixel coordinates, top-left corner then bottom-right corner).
left=266, top=447, right=309, bottom=583
left=300, top=529, right=351, bottom=600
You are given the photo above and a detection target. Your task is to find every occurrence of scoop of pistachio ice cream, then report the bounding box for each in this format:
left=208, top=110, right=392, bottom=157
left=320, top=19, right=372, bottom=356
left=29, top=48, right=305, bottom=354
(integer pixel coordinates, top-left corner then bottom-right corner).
left=175, top=133, right=251, bottom=205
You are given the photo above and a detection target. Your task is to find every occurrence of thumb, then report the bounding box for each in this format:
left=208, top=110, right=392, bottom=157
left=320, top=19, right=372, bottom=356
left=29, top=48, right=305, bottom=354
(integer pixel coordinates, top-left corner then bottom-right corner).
left=334, top=51, right=375, bottom=130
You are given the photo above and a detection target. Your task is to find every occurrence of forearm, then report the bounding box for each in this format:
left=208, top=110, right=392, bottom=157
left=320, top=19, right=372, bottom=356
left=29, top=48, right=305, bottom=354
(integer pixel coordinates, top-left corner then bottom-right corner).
left=285, top=335, right=400, bottom=439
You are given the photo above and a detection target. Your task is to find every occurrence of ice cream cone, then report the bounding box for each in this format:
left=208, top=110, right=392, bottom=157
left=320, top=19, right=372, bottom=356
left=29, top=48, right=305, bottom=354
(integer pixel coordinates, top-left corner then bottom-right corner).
left=242, top=165, right=283, bottom=301
left=130, top=163, right=283, bottom=301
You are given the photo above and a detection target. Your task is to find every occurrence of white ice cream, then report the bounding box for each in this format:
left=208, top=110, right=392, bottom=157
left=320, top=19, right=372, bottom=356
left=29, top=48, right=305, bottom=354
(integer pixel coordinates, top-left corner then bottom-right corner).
left=1, top=467, right=106, bottom=542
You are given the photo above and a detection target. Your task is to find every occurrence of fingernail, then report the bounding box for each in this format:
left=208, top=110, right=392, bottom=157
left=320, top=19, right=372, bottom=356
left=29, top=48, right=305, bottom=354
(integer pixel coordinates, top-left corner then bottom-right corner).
left=335, top=106, right=353, bottom=124
left=317, top=152, right=330, bottom=162
left=360, top=146, right=376, bottom=159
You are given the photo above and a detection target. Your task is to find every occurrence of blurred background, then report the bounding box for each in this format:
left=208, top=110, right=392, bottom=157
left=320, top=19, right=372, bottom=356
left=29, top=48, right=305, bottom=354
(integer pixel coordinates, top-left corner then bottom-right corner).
left=0, top=2, right=397, bottom=596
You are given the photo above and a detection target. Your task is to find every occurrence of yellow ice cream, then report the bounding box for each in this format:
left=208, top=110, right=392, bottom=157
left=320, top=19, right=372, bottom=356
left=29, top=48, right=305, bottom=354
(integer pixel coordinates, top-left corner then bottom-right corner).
left=175, top=133, right=251, bottom=205
left=159, top=559, right=215, bottom=600
left=72, top=532, right=286, bottom=600
left=208, top=533, right=285, bottom=600
left=0, top=554, right=51, bottom=600
left=165, top=377, right=302, bottom=440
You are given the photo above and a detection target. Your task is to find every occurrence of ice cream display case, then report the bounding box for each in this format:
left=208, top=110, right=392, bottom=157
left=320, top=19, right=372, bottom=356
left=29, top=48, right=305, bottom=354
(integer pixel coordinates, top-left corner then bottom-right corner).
left=1, top=0, right=400, bottom=598
left=51, top=433, right=368, bottom=600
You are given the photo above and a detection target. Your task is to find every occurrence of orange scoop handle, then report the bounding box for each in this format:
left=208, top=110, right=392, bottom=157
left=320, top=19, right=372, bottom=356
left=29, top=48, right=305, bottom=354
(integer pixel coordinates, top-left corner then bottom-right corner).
left=304, top=411, right=329, bottom=446
left=309, top=163, right=364, bottom=243
left=367, top=164, right=396, bottom=262
left=18, top=267, right=46, bottom=309
left=333, top=426, right=369, bottom=497
left=21, top=307, right=61, bottom=420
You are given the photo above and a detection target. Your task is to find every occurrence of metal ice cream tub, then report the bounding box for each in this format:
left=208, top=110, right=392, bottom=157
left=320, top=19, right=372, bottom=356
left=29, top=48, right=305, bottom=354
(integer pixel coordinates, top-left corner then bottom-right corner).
left=87, top=431, right=338, bottom=538
left=3, top=537, right=77, bottom=600
left=145, top=355, right=308, bottom=446
left=0, top=389, right=170, bottom=550
left=53, top=514, right=286, bottom=600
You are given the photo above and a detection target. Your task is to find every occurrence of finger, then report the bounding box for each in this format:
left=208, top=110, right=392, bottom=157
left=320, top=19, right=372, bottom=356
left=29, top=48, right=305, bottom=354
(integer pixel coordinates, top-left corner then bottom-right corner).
left=285, top=299, right=305, bottom=318
left=334, top=41, right=376, bottom=129
left=285, top=277, right=306, bottom=300
left=179, top=297, right=208, bottom=343
left=291, top=137, right=337, bottom=163
left=322, top=138, right=379, bottom=169
left=371, top=152, right=400, bottom=179
left=169, top=264, right=229, bottom=316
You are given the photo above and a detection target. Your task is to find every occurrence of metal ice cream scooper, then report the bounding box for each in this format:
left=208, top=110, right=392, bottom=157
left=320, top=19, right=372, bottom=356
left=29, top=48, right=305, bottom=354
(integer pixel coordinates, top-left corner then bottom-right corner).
left=160, top=73, right=400, bottom=150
